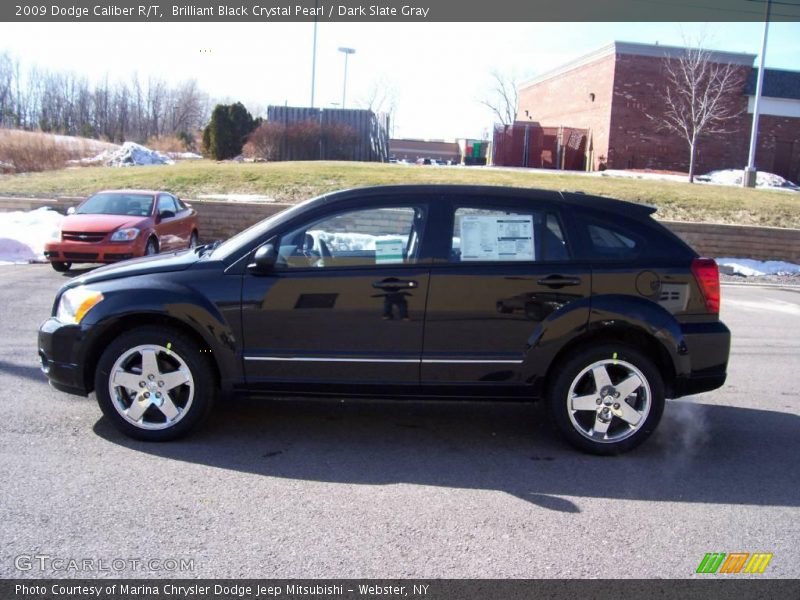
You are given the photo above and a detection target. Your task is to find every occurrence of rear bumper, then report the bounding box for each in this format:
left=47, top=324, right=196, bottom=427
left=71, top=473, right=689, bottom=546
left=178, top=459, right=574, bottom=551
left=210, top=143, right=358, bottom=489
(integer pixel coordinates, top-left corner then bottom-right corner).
left=38, top=317, right=90, bottom=396
left=672, top=320, right=731, bottom=398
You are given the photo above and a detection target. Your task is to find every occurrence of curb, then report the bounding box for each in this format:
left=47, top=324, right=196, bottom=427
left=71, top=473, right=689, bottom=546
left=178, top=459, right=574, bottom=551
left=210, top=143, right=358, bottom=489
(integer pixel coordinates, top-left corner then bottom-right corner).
left=721, top=281, right=800, bottom=291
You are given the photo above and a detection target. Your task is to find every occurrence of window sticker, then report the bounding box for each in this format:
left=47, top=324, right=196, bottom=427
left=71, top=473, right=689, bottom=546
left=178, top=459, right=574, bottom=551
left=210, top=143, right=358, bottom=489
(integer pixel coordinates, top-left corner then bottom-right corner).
left=375, top=238, right=405, bottom=264
left=460, top=214, right=534, bottom=261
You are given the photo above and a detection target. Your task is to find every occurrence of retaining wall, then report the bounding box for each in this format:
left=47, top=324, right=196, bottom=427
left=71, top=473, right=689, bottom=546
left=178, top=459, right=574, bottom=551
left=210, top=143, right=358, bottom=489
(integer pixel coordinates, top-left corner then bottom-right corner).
left=1, top=197, right=799, bottom=262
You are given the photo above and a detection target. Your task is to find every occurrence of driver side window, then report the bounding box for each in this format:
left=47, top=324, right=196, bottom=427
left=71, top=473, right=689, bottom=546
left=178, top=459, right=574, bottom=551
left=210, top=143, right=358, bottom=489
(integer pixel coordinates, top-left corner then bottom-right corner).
left=157, top=194, right=177, bottom=216
left=277, top=206, right=425, bottom=269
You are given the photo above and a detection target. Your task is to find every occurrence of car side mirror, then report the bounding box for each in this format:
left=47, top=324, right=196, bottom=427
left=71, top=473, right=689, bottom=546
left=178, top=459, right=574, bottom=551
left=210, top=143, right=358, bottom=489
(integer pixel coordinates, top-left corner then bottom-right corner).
left=159, top=209, right=176, bottom=220
left=248, top=243, right=277, bottom=273
left=66, top=206, right=76, bottom=215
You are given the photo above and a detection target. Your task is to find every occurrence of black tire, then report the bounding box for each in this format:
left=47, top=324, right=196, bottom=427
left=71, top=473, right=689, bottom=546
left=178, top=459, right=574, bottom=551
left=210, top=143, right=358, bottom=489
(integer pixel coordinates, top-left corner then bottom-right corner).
left=94, top=326, right=216, bottom=441
left=51, top=261, right=72, bottom=272
left=189, top=231, right=199, bottom=249
left=546, top=343, right=665, bottom=455
left=144, top=237, right=159, bottom=256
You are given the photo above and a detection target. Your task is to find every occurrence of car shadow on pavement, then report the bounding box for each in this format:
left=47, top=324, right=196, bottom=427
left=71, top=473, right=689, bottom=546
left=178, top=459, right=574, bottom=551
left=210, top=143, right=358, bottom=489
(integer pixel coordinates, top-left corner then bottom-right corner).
left=93, top=397, right=800, bottom=512
left=60, top=266, right=98, bottom=278
left=0, top=359, right=47, bottom=382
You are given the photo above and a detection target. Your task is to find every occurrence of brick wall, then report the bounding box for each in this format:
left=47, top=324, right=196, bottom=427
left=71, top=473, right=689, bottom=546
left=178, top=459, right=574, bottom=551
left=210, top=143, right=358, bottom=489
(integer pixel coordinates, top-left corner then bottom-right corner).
left=663, top=220, right=800, bottom=263
left=191, top=201, right=289, bottom=240
left=518, top=51, right=800, bottom=181
left=602, top=55, right=800, bottom=180
left=517, top=53, right=616, bottom=170
left=2, top=197, right=799, bottom=262
left=611, top=55, right=743, bottom=174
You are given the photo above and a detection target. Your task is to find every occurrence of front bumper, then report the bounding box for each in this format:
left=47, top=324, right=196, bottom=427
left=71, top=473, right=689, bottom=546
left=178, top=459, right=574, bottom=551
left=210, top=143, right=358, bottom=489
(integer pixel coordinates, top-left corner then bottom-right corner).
left=38, top=317, right=90, bottom=396
left=44, top=239, right=143, bottom=263
left=672, top=320, right=731, bottom=398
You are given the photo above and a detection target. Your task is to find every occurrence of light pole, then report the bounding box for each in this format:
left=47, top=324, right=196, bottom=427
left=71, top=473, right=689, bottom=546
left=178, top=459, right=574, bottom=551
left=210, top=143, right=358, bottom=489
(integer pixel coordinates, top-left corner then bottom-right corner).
left=310, top=0, right=318, bottom=107
left=743, top=0, right=771, bottom=188
left=338, top=47, right=356, bottom=108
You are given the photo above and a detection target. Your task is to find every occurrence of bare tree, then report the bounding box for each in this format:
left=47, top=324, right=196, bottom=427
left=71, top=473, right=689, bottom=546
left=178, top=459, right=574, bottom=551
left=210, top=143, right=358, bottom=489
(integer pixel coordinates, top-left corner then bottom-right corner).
left=0, top=52, right=17, bottom=127
left=481, top=70, right=518, bottom=128
left=358, top=76, right=397, bottom=115
left=647, top=43, right=745, bottom=183
left=0, top=53, right=210, bottom=143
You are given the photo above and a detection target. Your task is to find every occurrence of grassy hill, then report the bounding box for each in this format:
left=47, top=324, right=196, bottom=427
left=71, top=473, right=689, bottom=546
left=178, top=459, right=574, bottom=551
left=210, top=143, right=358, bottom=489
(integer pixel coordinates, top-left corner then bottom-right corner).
left=0, top=160, right=798, bottom=227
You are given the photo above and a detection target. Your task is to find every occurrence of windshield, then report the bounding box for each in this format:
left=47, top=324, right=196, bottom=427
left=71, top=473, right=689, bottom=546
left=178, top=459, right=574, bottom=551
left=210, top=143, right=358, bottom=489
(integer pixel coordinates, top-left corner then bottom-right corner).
left=77, top=193, right=154, bottom=217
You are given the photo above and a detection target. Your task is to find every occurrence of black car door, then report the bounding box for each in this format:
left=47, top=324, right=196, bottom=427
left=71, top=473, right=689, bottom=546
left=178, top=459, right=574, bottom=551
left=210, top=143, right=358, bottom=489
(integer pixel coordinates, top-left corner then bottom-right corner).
left=421, top=194, right=592, bottom=395
left=240, top=198, right=431, bottom=394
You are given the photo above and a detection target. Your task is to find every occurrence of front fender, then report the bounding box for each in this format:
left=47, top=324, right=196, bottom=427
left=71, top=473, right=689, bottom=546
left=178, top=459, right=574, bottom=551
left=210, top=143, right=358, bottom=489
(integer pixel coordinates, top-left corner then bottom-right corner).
left=81, top=275, right=241, bottom=387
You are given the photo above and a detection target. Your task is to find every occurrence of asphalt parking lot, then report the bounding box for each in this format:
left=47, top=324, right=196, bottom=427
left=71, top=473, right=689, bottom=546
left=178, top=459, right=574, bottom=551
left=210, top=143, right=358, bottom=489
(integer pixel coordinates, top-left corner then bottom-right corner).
left=0, top=264, right=798, bottom=578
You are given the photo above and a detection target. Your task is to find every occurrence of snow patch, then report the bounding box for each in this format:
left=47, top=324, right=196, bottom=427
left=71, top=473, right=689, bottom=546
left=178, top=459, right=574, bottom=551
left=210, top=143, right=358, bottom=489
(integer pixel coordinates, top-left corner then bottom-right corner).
left=197, top=193, right=276, bottom=203
left=310, top=230, right=409, bottom=252
left=75, top=142, right=174, bottom=167
left=594, top=167, right=798, bottom=191
left=717, top=257, right=800, bottom=277
left=696, top=169, right=798, bottom=189
left=167, top=151, right=203, bottom=160
left=598, top=169, right=688, bottom=183
left=0, top=208, right=63, bottom=263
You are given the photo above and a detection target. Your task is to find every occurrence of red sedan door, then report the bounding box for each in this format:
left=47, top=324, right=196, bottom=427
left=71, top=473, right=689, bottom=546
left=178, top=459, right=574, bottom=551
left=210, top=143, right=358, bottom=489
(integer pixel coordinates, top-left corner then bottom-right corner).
left=155, top=194, right=184, bottom=251
left=172, top=195, right=197, bottom=246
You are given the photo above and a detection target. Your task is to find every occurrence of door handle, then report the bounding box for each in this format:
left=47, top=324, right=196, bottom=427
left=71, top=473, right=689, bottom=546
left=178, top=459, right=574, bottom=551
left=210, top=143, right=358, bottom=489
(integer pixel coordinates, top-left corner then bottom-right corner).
left=537, top=274, right=581, bottom=288
left=372, top=278, right=418, bottom=290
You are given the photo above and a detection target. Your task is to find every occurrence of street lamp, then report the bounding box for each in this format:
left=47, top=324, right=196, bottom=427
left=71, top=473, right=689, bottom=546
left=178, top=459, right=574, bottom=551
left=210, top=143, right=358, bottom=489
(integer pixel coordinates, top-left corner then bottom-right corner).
left=743, top=0, right=771, bottom=188
left=310, top=0, right=318, bottom=107
left=337, top=47, right=356, bottom=108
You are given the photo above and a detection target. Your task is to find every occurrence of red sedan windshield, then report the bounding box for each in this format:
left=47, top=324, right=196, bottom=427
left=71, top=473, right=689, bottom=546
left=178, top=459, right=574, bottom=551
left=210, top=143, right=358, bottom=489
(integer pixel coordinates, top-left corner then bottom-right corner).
left=77, top=193, right=154, bottom=217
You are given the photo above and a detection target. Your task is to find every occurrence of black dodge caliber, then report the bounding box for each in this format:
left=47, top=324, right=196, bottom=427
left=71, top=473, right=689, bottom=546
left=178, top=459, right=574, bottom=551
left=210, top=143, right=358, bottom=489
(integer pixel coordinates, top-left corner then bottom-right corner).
left=38, top=185, right=730, bottom=454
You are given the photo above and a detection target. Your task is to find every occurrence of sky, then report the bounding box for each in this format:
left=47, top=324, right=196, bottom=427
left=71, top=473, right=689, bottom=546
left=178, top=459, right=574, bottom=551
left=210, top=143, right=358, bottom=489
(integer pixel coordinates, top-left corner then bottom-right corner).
left=1, top=20, right=799, bottom=140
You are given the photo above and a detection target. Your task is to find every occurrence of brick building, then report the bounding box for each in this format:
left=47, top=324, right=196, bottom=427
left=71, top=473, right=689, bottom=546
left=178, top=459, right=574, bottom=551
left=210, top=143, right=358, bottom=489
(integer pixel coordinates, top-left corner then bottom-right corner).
left=517, top=41, right=800, bottom=181
left=389, top=138, right=460, bottom=163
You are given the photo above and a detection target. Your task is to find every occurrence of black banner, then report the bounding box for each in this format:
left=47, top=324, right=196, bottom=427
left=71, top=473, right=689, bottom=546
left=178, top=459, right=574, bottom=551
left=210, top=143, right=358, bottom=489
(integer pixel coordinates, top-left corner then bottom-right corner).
left=3, top=580, right=800, bottom=600
left=2, top=0, right=800, bottom=23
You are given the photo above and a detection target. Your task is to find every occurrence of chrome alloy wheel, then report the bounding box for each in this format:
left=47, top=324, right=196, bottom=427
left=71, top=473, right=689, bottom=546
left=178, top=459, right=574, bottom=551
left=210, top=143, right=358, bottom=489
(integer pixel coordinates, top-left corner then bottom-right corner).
left=108, top=344, right=194, bottom=430
left=566, top=358, right=651, bottom=443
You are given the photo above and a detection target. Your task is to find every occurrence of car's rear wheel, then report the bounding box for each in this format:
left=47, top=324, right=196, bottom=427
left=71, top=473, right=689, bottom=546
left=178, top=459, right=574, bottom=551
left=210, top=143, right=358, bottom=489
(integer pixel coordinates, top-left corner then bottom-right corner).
left=189, top=231, right=199, bottom=249
left=547, top=344, right=664, bottom=455
left=144, top=237, right=159, bottom=256
left=50, top=261, right=71, bottom=272
left=94, top=326, right=216, bottom=441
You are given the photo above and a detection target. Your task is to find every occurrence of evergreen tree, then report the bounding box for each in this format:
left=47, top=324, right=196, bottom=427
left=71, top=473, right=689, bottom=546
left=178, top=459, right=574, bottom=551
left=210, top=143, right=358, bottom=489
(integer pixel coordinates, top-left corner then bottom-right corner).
left=202, top=102, right=259, bottom=160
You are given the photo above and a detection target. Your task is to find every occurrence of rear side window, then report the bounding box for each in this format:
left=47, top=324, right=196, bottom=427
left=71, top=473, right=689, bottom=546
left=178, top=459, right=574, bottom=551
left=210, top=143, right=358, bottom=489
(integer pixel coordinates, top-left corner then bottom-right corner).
left=451, top=207, right=568, bottom=262
left=583, top=220, right=641, bottom=260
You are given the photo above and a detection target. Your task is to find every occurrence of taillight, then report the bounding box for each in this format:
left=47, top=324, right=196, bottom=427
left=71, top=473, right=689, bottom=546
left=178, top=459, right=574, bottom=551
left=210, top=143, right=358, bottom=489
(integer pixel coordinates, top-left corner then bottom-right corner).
left=691, top=258, right=720, bottom=314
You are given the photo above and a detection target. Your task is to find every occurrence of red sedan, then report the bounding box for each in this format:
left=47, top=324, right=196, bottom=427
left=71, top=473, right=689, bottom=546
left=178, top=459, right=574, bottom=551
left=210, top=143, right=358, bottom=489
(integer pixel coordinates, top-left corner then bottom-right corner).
left=44, top=190, right=199, bottom=272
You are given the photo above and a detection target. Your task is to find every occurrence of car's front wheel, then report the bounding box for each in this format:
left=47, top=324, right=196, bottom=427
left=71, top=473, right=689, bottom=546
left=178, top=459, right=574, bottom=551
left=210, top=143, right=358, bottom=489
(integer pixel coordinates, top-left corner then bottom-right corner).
left=144, top=237, right=159, bottom=256
left=51, top=261, right=71, bottom=272
left=94, top=326, right=216, bottom=441
left=547, top=344, right=664, bottom=455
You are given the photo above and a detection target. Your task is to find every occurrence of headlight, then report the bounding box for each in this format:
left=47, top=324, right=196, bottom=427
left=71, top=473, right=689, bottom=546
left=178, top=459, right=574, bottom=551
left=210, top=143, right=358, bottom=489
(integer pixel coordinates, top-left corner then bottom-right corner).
left=110, top=228, right=140, bottom=242
left=56, top=288, right=104, bottom=325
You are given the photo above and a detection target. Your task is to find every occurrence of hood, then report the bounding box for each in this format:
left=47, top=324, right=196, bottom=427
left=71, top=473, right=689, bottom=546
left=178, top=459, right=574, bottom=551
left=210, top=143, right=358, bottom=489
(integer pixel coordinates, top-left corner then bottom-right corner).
left=60, top=213, right=148, bottom=233
left=70, top=249, right=200, bottom=286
